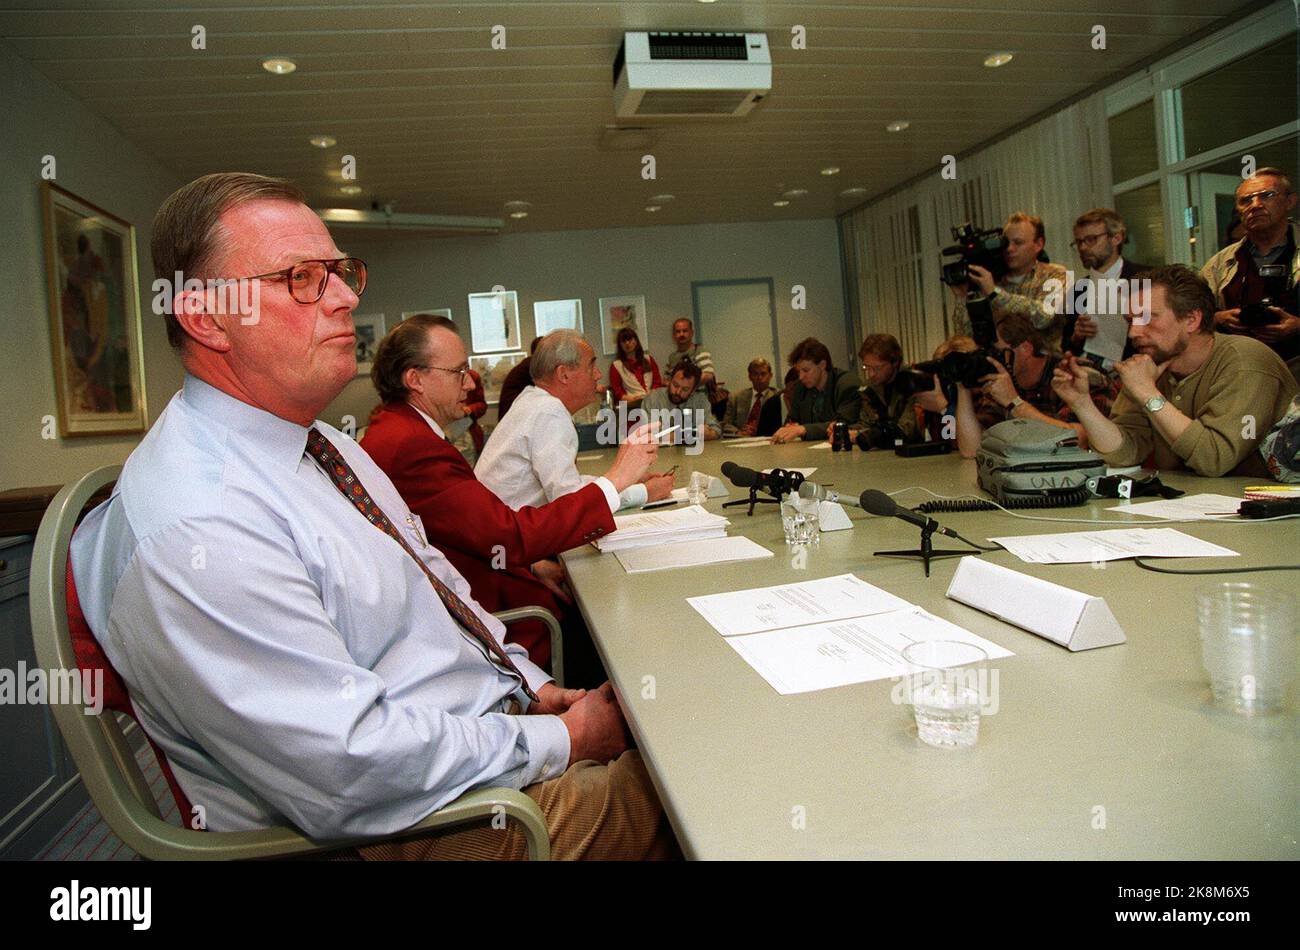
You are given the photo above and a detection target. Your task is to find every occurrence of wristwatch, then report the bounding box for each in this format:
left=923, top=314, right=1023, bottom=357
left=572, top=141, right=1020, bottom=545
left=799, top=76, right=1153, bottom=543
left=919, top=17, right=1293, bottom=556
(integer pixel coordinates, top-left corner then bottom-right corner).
left=1007, top=396, right=1025, bottom=414
left=1143, top=395, right=1168, bottom=414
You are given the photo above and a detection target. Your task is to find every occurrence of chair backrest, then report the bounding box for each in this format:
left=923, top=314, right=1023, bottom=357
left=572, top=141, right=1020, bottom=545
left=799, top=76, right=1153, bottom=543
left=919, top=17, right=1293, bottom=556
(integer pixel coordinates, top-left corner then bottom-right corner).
left=29, top=466, right=207, bottom=854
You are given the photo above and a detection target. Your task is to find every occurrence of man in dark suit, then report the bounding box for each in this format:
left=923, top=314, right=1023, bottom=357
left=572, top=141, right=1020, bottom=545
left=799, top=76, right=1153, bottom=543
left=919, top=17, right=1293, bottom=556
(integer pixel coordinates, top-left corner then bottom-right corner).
left=1062, top=208, right=1152, bottom=364
left=361, top=314, right=657, bottom=684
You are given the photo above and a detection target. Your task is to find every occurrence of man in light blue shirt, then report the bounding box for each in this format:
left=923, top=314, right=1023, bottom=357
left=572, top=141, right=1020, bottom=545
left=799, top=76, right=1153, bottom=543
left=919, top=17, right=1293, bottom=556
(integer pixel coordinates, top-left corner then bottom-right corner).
left=70, top=173, right=674, bottom=859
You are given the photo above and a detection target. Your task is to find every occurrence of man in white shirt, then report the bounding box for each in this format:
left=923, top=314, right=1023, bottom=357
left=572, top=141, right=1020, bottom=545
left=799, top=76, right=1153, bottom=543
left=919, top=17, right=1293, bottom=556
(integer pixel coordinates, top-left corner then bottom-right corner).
left=70, top=172, right=676, bottom=859
left=477, top=328, right=675, bottom=510
left=1062, top=207, right=1152, bottom=365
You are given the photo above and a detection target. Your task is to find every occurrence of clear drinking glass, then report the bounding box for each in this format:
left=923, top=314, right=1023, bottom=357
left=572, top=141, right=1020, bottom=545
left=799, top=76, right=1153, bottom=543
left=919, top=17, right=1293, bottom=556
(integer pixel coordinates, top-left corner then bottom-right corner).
left=1196, top=583, right=1297, bottom=714
left=780, top=491, right=819, bottom=544
left=901, top=640, right=988, bottom=749
left=686, top=471, right=711, bottom=506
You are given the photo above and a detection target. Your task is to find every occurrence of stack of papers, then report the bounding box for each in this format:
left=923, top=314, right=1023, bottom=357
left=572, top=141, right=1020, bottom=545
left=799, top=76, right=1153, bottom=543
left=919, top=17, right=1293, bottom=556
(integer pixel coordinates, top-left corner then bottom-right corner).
left=615, top=536, right=773, bottom=574
left=594, top=504, right=730, bottom=553
left=687, top=574, right=1013, bottom=695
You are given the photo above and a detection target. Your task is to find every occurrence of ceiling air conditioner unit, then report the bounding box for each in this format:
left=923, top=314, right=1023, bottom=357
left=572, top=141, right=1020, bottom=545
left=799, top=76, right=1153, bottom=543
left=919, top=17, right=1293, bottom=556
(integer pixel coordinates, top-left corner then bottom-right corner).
left=613, top=31, right=771, bottom=118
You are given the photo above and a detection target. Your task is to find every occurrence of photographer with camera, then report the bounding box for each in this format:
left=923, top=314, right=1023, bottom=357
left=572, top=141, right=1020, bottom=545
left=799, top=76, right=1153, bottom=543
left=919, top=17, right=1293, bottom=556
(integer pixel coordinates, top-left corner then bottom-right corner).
left=949, top=313, right=1115, bottom=458
left=1201, top=168, right=1300, bottom=377
left=948, top=212, right=1070, bottom=356
left=850, top=333, right=923, bottom=448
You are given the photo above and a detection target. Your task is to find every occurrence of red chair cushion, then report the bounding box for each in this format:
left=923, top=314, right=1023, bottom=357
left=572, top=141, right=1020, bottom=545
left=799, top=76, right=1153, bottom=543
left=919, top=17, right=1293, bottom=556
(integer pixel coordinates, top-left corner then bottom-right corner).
left=66, top=556, right=197, bottom=828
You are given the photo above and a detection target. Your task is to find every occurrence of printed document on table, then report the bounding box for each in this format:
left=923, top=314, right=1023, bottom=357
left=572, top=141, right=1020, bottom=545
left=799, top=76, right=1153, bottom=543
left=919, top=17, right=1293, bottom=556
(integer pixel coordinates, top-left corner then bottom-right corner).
left=1107, top=494, right=1243, bottom=521
left=615, top=536, right=773, bottom=574
left=989, top=527, right=1238, bottom=564
left=687, top=572, right=911, bottom=637
left=726, top=607, right=1014, bottom=695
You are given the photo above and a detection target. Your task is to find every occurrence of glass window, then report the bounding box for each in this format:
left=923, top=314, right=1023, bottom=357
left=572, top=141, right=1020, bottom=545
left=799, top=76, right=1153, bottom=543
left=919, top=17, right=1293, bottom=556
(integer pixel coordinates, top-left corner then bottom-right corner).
left=1114, top=183, right=1166, bottom=266
left=1180, top=34, right=1298, bottom=159
left=1109, top=100, right=1158, bottom=184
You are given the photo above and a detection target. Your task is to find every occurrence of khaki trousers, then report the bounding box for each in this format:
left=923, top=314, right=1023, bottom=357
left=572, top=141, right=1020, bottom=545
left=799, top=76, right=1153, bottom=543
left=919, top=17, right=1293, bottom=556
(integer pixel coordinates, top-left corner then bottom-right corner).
left=354, top=750, right=679, bottom=861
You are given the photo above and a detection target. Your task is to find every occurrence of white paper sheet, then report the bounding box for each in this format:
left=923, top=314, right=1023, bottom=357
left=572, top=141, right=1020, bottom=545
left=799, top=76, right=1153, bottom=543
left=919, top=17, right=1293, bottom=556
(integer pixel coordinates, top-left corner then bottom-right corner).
left=1082, top=313, right=1129, bottom=364
left=687, top=572, right=912, bottom=637
left=595, top=504, right=730, bottom=552
left=726, top=607, right=1014, bottom=695
left=727, top=438, right=773, bottom=448
left=615, top=536, right=773, bottom=574
left=1107, top=494, right=1243, bottom=521
left=989, top=527, right=1238, bottom=564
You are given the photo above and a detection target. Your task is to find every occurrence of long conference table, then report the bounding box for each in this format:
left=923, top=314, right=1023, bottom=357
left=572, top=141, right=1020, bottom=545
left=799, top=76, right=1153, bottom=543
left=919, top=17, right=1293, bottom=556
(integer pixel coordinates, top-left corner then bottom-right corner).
left=565, top=439, right=1299, bottom=860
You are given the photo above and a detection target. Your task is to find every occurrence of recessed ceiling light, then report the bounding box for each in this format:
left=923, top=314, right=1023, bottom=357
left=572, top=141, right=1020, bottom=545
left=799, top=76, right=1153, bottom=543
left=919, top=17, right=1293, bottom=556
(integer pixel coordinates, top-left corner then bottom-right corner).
left=645, top=205, right=662, bottom=213
left=339, top=185, right=362, bottom=196
left=819, top=166, right=840, bottom=176
left=504, top=200, right=532, bottom=212
left=650, top=193, right=676, bottom=203
left=261, top=57, right=297, bottom=75
left=782, top=188, right=809, bottom=198
left=885, top=120, right=910, bottom=133
left=839, top=186, right=868, bottom=198
left=309, top=135, right=337, bottom=148
left=983, top=51, right=1014, bottom=68
left=773, top=199, right=791, bottom=207
left=509, top=211, right=529, bottom=219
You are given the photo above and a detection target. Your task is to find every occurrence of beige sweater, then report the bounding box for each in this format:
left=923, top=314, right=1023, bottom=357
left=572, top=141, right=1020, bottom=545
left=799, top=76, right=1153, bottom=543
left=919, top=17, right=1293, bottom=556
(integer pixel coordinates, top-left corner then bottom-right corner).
left=1105, top=334, right=1298, bottom=477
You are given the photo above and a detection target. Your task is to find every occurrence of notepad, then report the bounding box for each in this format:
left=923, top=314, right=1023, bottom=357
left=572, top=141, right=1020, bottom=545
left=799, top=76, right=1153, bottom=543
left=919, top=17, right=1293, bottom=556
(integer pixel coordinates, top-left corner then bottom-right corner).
left=615, top=536, right=773, bottom=574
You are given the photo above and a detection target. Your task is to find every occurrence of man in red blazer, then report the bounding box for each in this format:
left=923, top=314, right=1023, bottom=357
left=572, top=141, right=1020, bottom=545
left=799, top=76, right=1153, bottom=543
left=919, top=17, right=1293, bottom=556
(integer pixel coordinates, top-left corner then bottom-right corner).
left=361, top=314, right=658, bottom=685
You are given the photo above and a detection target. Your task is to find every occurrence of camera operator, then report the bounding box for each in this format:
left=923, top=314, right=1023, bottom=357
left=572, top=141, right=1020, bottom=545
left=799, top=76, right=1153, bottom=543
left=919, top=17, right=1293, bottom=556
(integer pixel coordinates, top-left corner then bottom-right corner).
left=951, top=314, right=1115, bottom=458
left=950, top=212, right=1069, bottom=355
left=1201, top=168, right=1300, bottom=377
left=1063, top=208, right=1153, bottom=364
left=852, top=333, right=922, bottom=447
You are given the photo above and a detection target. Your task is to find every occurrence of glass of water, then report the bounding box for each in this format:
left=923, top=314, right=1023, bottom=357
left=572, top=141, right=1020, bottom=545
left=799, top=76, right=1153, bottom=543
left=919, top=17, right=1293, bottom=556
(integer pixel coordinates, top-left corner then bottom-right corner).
left=901, top=640, right=988, bottom=749
left=780, top=491, right=820, bottom=544
left=686, top=471, right=711, bottom=506
left=1196, top=583, right=1297, bottom=714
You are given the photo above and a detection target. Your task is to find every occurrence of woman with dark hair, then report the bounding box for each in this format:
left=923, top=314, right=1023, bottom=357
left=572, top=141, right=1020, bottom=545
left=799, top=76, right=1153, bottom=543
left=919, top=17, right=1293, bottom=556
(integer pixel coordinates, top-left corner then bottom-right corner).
left=609, top=326, right=663, bottom=409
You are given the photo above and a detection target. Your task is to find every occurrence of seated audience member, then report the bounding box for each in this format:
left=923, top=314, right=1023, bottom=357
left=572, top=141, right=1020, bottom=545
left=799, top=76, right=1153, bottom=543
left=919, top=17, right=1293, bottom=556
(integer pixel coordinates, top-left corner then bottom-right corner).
left=854, top=333, right=922, bottom=446
left=478, top=329, right=674, bottom=509
left=952, top=314, right=1115, bottom=458
left=608, top=326, right=662, bottom=409
left=360, top=314, right=657, bottom=679
left=459, top=367, right=488, bottom=461
left=1064, top=208, right=1152, bottom=363
left=1053, top=265, right=1298, bottom=477
left=496, top=336, right=540, bottom=422
left=771, top=337, right=861, bottom=444
left=1260, top=394, right=1300, bottom=482
left=723, top=357, right=778, bottom=436
left=950, top=212, right=1070, bottom=355
left=1202, top=168, right=1300, bottom=376
left=69, top=172, right=675, bottom=858
left=639, top=361, right=722, bottom=442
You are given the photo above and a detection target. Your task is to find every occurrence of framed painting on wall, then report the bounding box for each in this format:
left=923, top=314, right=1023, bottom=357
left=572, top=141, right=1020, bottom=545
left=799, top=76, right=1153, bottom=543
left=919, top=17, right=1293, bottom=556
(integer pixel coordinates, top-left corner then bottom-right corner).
left=598, top=295, right=647, bottom=356
left=533, top=298, right=583, bottom=336
left=352, top=313, right=386, bottom=376
left=40, top=181, right=148, bottom=437
left=468, top=351, right=527, bottom=405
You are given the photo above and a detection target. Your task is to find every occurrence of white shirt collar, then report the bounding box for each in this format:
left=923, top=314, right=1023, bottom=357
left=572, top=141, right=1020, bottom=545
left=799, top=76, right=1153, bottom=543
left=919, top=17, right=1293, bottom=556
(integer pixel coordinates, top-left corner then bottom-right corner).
left=408, top=401, right=446, bottom=440
left=1089, top=256, right=1125, bottom=281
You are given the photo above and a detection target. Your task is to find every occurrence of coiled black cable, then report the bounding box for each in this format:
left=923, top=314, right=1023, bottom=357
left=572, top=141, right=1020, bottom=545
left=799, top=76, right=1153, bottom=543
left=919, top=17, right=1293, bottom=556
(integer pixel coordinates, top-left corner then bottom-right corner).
left=915, top=486, right=1091, bottom=513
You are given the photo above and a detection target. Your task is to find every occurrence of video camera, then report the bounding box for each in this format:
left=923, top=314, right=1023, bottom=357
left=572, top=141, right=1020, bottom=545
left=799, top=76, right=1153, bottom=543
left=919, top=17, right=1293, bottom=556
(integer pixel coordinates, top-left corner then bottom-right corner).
left=940, top=223, right=1008, bottom=288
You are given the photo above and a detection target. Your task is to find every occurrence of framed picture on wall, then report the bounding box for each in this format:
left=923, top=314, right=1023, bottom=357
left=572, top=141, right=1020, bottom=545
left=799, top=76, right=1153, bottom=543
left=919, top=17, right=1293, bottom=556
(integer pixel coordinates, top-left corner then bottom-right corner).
left=598, top=295, right=647, bottom=356
left=467, top=290, right=521, bottom=353
left=352, top=313, right=386, bottom=376
left=468, top=351, right=527, bottom=405
left=533, top=298, right=583, bottom=336
left=40, top=181, right=148, bottom=437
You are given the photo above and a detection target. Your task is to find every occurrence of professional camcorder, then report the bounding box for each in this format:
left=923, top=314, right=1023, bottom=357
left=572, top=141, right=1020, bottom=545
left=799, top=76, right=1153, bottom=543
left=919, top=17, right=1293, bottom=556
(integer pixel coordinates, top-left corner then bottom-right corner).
left=940, top=223, right=1008, bottom=287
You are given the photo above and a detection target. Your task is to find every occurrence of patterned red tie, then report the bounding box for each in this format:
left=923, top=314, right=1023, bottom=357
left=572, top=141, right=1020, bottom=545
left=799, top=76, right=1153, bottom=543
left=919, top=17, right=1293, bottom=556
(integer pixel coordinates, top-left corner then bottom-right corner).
left=305, top=427, right=538, bottom=701
left=745, top=391, right=764, bottom=428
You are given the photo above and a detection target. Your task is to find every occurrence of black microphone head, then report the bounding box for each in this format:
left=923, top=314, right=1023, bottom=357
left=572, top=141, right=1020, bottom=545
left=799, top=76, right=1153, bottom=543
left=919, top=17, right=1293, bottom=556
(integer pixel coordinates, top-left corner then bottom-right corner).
left=859, top=489, right=898, bottom=516
left=721, top=461, right=759, bottom=487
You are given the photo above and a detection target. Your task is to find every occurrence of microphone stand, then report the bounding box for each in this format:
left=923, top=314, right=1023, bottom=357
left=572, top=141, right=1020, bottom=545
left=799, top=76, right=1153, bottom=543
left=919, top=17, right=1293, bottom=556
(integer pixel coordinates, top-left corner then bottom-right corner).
left=874, top=520, right=981, bottom=578
left=722, top=485, right=779, bottom=517
left=721, top=468, right=802, bottom=517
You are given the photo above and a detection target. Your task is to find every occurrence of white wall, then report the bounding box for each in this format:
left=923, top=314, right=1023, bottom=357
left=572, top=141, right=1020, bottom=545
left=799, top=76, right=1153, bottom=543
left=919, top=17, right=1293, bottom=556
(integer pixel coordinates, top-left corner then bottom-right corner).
left=322, top=218, right=846, bottom=428
left=0, top=38, right=185, bottom=490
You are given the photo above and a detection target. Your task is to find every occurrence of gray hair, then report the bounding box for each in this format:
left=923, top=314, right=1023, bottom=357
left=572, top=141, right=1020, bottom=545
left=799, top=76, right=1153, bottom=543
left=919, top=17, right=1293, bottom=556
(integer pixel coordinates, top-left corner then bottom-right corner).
left=531, top=328, right=590, bottom=381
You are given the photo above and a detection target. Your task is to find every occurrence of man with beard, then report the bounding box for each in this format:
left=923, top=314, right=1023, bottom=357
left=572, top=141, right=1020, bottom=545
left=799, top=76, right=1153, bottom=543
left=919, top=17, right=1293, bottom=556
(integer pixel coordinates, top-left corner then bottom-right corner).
left=1052, top=265, right=1296, bottom=477
left=1062, top=208, right=1152, bottom=364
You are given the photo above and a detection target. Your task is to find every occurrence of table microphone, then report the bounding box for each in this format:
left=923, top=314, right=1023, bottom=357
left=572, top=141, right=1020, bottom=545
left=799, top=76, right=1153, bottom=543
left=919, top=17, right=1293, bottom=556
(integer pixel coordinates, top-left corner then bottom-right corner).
left=798, top=482, right=862, bottom=509
left=720, top=461, right=763, bottom=489
left=857, top=489, right=965, bottom=541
